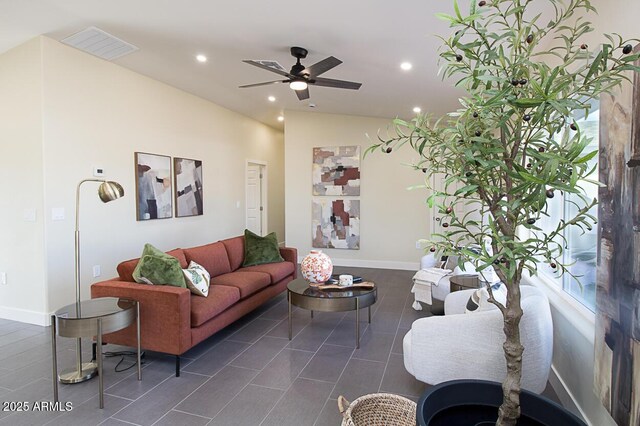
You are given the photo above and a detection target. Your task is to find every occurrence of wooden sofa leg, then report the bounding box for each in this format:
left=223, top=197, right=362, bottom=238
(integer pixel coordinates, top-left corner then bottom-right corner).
left=175, top=355, right=181, bottom=377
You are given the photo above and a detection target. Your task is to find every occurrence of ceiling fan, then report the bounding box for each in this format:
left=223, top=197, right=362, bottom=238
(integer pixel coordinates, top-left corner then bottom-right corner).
left=239, top=47, right=362, bottom=100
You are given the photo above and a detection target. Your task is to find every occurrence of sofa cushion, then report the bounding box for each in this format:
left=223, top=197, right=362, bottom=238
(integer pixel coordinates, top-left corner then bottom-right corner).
left=240, top=261, right=295, bottom=284
left=221, top=236, right=245, bottom=271
left=117, top=248, right=187, bottom=282
left=132, top=244, right=187, bottom=288
left=190, top=285, right=240, bottom=327
left=211, top=271, right=271, bottom=298
left=184, top=242, right=232, bottom=277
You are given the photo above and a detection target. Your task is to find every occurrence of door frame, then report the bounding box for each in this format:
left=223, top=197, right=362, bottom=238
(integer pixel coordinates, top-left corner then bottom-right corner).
left=245, top=159, right=268, bottom=235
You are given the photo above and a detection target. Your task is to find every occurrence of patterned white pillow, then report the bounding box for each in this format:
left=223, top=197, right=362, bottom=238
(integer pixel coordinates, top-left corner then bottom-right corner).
left=182, top=261, right=210, bottom=297
left=465, top=282, right=507, bottom=313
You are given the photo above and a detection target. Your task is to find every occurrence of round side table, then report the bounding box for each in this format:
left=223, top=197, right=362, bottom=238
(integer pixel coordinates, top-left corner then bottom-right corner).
left=51, top=297, right=141, bottom=409
left=449, top=274, right=481, bottom=292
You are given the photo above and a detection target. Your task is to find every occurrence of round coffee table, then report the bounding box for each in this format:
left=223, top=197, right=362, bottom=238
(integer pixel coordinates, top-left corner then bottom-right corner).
left=287, top=278, right=377, bottom=348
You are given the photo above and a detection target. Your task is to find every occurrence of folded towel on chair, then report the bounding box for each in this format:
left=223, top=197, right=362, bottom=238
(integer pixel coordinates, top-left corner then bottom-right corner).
left=411, top=268, right=452, bottom=310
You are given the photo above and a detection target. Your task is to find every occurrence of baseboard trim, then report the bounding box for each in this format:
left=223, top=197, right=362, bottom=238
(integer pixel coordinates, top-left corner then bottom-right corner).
left=0, top=306, right=49, bottom=326
left=549, top=364, right=591, bottom=425
left=297, top=256, right=419, bottom=271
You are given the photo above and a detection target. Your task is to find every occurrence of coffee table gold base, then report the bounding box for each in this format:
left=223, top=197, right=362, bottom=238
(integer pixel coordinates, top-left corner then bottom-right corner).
left=287, top=278, right=377, bottom=349
left=58, top=362, right=98, bottom=384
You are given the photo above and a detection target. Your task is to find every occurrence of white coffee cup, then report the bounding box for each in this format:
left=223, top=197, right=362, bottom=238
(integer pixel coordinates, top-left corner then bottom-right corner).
left=339, top=274, right=353, bottom=286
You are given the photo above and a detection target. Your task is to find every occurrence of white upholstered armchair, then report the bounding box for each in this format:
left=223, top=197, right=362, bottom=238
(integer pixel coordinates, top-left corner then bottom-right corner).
left=403, top=285, right=553, bottom=393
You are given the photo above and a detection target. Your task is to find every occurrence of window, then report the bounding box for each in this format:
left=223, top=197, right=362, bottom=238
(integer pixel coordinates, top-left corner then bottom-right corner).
left=537, top=105, right=599, bottom=312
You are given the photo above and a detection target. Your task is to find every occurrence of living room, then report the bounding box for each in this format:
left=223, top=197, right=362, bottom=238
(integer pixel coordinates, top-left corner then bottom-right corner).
left=1, top=1, right=638, bottom=425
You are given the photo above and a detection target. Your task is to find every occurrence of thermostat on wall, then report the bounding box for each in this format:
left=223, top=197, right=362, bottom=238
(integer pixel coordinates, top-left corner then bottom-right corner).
left=93, top=166, right=105, bottom=177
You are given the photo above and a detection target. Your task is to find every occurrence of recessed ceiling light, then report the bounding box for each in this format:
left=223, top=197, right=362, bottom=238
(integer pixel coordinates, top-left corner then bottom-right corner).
left=400, top=62, right=413, bottom=71
left=413, top=106, right=422, bottom=113
left=268, top=96, right=276, bottom=102
left=196, top=54, right=207, bottom=63
left=277, top=115, right=285, bottom=122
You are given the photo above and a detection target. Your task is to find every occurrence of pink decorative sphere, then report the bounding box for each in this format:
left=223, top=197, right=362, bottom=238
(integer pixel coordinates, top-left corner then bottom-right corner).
left=301, top=250, right=333, bottom=284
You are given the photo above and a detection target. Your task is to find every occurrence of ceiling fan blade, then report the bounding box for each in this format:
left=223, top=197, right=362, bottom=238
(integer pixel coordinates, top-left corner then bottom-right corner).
left=302, top=56, right=342, bottom=77
left=242, top=60, right=292, bottom=78
left=295, top=88, right=310, bottom=100
left=239, top=80, right=286, bottom=88
left=312, top=77, right=362, bottom=90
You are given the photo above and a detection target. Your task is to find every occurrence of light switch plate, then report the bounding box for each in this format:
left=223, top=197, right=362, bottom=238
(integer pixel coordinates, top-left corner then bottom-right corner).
left=0, top=272, right=6, bottom=286
left=23, top=208, right=37, bottom=222
left=92, top=265, right=101, bottom=278
left=52, top=208, right=65, bottom=221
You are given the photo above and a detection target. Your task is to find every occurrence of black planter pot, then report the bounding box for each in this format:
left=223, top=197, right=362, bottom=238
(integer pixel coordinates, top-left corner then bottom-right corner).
left=417, top=380, right=586, bottom=426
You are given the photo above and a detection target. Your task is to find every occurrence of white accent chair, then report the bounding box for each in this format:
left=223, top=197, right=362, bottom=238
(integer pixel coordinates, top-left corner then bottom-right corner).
left=403, top=285, right=553, bottom=394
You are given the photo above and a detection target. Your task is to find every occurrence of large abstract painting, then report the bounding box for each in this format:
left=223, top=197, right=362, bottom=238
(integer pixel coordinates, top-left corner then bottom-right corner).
left=312, top=146, right=360, bottom=195
left=174, top=157, right=203, bottom=217
left=312, top=199, right=360, bottom=249
left=135, top=152, right=172, bottom=220
left=595, top=45, right=640, bottom=426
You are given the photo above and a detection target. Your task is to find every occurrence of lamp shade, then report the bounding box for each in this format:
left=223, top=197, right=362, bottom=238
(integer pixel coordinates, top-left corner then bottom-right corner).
left=98, top=181, right=124, bottom=203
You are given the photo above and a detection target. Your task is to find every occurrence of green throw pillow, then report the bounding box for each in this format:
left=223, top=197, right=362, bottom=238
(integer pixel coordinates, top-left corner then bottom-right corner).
left=242, top=229, right=284, bottom=267
left=132, top=243, right=187, bottom=288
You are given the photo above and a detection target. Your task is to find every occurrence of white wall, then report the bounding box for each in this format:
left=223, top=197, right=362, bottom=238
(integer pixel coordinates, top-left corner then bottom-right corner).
left=0, top=38, right=48, bottom=323
left=0, top=37, right=285, bottom=324
left=284, top=110, right=430, bottom=270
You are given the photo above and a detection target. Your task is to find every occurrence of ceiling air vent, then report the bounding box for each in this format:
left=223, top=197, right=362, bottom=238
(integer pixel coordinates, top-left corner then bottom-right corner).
left=61, top=26, right=138, bottom=60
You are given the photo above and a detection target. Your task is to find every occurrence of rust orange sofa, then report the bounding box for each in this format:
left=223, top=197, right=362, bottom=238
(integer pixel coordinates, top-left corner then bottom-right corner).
left=91, top=235, right=297, bottom=375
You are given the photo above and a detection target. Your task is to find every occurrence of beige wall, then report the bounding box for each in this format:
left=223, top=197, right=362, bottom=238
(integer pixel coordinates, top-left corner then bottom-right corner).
left=0, top=37, right=285, bottom=323
left=284, top=110, right=430, bottom=269
left=0, top=38, right=47, bottom=322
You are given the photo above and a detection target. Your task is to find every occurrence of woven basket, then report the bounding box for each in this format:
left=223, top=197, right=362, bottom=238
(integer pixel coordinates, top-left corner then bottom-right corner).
left=338, top=393, right=417, bottom=426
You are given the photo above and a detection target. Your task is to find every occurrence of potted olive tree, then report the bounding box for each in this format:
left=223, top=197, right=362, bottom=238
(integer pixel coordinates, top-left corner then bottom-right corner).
left=367, top=0, right=639, bottom=424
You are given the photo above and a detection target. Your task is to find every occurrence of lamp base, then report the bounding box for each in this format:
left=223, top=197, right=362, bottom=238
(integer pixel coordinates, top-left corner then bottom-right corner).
left=58, top=362, right=98, bottom=384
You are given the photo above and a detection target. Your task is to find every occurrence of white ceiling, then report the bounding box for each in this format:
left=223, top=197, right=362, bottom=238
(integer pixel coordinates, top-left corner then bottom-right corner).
left=1, top=0, right=465, bottom=129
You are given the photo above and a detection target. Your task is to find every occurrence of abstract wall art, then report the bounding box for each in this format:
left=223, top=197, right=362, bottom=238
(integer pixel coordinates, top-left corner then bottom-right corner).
left=594, top=44, right=640, bottom=426
left=174, top=157, right=203, bottom=217
left=312, top=146, right=360, bottom=195
left=135, top=152, right=173, bottom=220
left=312, top=199, right=360, bottom=250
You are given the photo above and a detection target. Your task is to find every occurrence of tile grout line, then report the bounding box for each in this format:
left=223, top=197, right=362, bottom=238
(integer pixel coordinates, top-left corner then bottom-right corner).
left=314, top=308, right=382, bottom=426
left=378, top=290, right=412, bottom=393
left=108, top=364, right=186, bottom=422
left=160, top=315, right=304, bottom=426
left=99, top=417, right=141, bottom=426
left=205, top=308, right=325, bottom=424
left=258, top=311, right=345, bottom=426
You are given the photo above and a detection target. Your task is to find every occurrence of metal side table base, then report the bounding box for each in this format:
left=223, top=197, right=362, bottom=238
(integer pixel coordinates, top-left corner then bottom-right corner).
left=58, top=363, right=98, bottom=384
left=52, top=298, right=140, bottom=409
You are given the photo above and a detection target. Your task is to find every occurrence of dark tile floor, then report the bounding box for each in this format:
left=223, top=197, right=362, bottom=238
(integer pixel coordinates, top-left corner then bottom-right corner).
left=0, top=267, right=559, bottom=425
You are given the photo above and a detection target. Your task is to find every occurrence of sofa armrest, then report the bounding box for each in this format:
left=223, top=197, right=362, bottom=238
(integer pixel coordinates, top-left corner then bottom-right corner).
left=91, top=280, right=192, bottom=355
left=279, top=247, right=298, bottom=279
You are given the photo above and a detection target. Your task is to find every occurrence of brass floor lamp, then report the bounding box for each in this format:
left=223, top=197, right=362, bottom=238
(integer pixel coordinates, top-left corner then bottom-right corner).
left=58, top=179, right=124, bottom=384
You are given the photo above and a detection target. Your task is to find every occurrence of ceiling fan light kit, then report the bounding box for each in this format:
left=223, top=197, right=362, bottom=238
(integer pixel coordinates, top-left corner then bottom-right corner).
left=289, top=80, right=308, bottom=91
left=240, top=46, right=362, bottom=101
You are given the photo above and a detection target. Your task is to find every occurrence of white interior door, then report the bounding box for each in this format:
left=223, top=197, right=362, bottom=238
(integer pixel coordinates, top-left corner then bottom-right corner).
left=246, top=163, right=263, bottom=235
